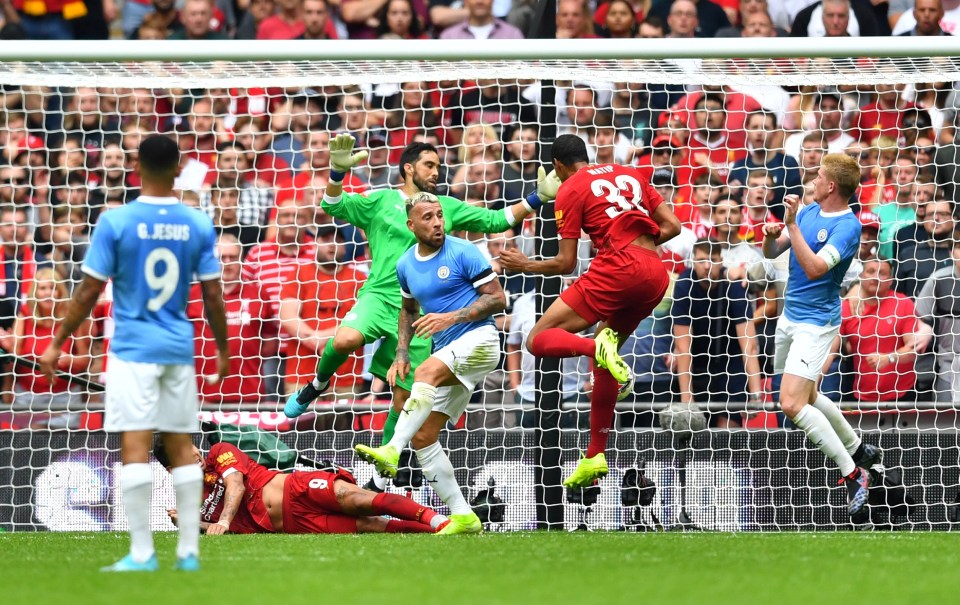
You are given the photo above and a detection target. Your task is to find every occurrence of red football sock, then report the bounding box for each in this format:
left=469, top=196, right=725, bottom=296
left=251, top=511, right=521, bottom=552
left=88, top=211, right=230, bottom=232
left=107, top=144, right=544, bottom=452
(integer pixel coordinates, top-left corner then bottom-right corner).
left=372, top=492, right=440, bottom=527
left=384, top=519, right=435, bottom=533
left=529, top=329, right=595, bottom=358
left=586, top=365, right=619, bottom=458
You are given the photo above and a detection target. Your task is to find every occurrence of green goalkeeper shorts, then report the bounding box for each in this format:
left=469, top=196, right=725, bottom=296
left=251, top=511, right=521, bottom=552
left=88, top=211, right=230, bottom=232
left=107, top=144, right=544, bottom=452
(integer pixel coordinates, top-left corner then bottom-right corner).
left=339, top=293, right=432, bottom=392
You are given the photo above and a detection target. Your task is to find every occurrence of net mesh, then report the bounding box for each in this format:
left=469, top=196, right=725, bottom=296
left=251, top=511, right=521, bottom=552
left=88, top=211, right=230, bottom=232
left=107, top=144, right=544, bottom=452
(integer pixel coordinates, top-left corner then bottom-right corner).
left=1, top=55, right=959, bottom=532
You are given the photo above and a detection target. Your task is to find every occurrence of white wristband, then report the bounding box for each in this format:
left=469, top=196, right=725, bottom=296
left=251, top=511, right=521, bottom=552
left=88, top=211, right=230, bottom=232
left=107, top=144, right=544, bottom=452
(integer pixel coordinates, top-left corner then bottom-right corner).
left=323, top=192, right=343, bottom=206
left=217, top=520, right=230, bottom=530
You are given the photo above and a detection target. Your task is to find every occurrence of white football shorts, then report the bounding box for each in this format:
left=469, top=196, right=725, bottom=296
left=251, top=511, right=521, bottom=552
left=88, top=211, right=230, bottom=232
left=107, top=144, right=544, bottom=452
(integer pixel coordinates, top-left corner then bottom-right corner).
left=104, top=353, right=200, bottom=433
left=773, top=315, right=840, bottom=383
left=430, top=324, right=501, bottom=423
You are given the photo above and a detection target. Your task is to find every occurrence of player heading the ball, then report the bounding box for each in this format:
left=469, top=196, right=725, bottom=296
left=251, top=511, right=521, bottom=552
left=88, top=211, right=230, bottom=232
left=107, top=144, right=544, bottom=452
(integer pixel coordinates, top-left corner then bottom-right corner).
left=40, top=134, right=230, bottom=572
left=500, top=134, right=682, bottom=489
left=354, top=192, right=507, bottom=535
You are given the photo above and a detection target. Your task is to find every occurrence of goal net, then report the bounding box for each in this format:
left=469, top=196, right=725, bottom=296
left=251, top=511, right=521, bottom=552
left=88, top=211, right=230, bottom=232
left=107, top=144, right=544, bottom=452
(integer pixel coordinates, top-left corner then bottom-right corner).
left=2, top=40, right=959, bottom=532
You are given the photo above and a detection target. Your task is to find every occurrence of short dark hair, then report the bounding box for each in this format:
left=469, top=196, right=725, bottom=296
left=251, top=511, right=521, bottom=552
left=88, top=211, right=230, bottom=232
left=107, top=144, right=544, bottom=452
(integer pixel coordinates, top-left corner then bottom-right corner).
left=153, top=436, right=171, bottom=468
left=692, top=238, right=723, bottom=259
left=139, top=135, right=180, bottom=177
left=551, top=134, right=589, bottom=166
left=216, top=139, right=249, bottom=154
left=695, top=92, right=726, bottom=111
left=397, top=142, right=438, bottom=182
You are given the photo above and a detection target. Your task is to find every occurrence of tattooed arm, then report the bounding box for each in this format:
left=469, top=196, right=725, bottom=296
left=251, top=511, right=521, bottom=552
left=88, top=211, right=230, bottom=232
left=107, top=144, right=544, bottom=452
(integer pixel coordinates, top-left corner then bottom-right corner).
left=389, top=295, right=421, bottom=387
left=411, top=278, right=507, bottom=339
left=206, top=471, right=245, bottom=535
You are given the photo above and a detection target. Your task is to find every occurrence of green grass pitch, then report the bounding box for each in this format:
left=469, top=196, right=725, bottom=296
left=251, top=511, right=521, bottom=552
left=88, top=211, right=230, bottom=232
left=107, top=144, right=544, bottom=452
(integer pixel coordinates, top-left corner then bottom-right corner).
left=3, top=531, right=958, bottom=605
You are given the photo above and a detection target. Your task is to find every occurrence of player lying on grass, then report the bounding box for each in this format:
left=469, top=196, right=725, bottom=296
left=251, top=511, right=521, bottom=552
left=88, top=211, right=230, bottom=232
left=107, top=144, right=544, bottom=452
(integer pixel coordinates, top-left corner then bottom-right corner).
left=156, top=440, right=448, bottom=534
left=762, top=154, right=880, bottom=521
left=354, top=192, right=506, bottom=535
left=285, top=135, right=548, bottom=489
left=499, top=134, right=681, bottom=488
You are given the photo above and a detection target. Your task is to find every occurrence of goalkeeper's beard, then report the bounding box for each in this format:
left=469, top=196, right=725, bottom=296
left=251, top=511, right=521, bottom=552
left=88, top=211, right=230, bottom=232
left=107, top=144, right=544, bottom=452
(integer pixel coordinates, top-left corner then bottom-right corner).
left=412, top=176, right=437, bottom=194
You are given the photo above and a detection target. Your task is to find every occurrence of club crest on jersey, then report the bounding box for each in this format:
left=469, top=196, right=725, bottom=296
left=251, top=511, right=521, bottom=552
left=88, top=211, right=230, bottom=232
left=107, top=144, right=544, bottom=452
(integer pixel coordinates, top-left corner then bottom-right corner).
left=437, top=266, right=450, bottom=279
left=817, top=229, right=828, bottom=242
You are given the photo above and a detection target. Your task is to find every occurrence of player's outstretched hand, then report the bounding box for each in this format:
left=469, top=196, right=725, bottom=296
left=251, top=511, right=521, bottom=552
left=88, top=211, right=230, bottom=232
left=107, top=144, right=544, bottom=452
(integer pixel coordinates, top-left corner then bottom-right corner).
left=38, top=343, right=61, bottom=384
left=412, top=313, right=457, bottom=338
left=783, top=194, right=801, bottom=226
left=498, top=247, right=529, bottom=273
left=329, top=133, right=368, bottom=173
left=537, top=167, right=562, bottom=202
left=387, top=357, right=410, bottom=387
left=762, top=222, right=783, bottom=240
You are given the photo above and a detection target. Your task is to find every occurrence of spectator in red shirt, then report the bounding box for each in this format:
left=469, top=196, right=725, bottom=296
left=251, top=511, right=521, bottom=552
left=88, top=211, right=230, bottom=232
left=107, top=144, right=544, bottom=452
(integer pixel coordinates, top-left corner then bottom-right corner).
left=557, top=0, right=595, bottom=38
left=839, top=259, right=933, bottom=402
left=187, top=234, right=266, bottom=405
left=242, top=201, right=317, bottom=401
left=179, top=96, right=219, bottom=168
left=1, top=267, right=91, bottom=423
left=684, top=92, right=747, bottom=184
left=852, top=83, right=918, bottom=145
left=257, top=0, right=338, bottom=39
left=279, top=224, right=365, bottom=427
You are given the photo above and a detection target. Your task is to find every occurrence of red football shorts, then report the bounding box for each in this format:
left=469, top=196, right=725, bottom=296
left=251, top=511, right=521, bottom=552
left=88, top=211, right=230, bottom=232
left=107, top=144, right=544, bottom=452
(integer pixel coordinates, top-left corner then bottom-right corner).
left=560, top=244, right=669, bottom=335
left=282, top=468, right=359, bottom=534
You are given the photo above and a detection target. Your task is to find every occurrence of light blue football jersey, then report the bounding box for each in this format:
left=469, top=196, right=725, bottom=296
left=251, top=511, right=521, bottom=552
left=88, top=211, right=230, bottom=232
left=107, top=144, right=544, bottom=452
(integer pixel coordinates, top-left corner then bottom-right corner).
left=396, top=235, right=496, bottom=351
left=83, top=196, right=220, bottom=365
left=784, top=203, right=861, bottom=327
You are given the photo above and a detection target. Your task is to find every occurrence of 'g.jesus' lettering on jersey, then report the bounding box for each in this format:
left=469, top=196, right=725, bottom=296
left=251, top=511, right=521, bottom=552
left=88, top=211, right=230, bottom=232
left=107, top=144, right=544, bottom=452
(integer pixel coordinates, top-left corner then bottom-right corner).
left=82, top=196, right=219, bottom=365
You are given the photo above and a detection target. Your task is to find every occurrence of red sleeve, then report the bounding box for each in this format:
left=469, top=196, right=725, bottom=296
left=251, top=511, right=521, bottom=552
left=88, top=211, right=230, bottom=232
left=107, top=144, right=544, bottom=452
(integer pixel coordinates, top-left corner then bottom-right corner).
left=554, top=179, right=583, bottom=240
left=208, top=443, right=252, bottom=477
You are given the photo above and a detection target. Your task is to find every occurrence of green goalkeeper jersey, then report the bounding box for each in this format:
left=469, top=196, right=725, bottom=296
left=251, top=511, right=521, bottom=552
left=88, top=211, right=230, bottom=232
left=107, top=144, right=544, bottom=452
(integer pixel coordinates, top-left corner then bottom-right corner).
left=322, top=189, right=515, bottom=303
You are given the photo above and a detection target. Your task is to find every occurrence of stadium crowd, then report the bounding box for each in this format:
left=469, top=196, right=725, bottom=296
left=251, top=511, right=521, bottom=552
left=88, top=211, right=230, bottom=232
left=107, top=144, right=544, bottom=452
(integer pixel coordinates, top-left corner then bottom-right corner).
left=0, top=0, right=959, bottom=430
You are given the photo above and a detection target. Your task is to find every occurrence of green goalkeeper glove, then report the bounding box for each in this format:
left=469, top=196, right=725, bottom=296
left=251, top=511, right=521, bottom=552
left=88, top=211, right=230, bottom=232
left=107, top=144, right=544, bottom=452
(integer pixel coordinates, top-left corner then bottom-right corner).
left=525, top=166, right=563, bottom=210
left=328, top=133, right=369, bottom=182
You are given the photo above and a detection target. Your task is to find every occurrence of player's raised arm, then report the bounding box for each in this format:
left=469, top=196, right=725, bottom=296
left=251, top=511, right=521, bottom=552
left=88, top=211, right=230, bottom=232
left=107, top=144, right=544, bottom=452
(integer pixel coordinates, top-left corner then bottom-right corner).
left=762, top=221, right=791, bottom=260
left=448, top=167, right=560, bottom=234
left=782, top=194, right=832, bottom=280
left=323, top=133, right=368, bottom=199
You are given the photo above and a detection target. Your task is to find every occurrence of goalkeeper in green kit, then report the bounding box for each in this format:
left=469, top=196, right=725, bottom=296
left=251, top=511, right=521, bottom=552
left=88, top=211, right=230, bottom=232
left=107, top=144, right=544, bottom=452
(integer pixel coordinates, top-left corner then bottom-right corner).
left=285, top=134, right=558, bottom=485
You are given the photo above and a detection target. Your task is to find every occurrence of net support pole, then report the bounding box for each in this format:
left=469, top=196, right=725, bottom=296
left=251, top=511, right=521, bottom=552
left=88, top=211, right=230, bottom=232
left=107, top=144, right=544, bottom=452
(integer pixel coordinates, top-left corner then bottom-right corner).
left=531, top=0, right=564, bottom=530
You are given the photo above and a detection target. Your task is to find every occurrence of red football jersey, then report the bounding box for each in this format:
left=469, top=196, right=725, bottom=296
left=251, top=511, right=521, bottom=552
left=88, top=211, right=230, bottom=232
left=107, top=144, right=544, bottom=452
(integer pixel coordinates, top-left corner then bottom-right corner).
left=555, top=163, right=663, bottom=250
left=200, top=443, right=279, bottom=534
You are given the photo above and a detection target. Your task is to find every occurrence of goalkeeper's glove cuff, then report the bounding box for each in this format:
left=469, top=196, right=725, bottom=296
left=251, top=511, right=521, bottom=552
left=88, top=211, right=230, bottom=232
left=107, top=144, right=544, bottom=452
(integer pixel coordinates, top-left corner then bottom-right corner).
left=329, top=168, right=347, bottom=184
left=524, top=192, right=544, bottom=213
